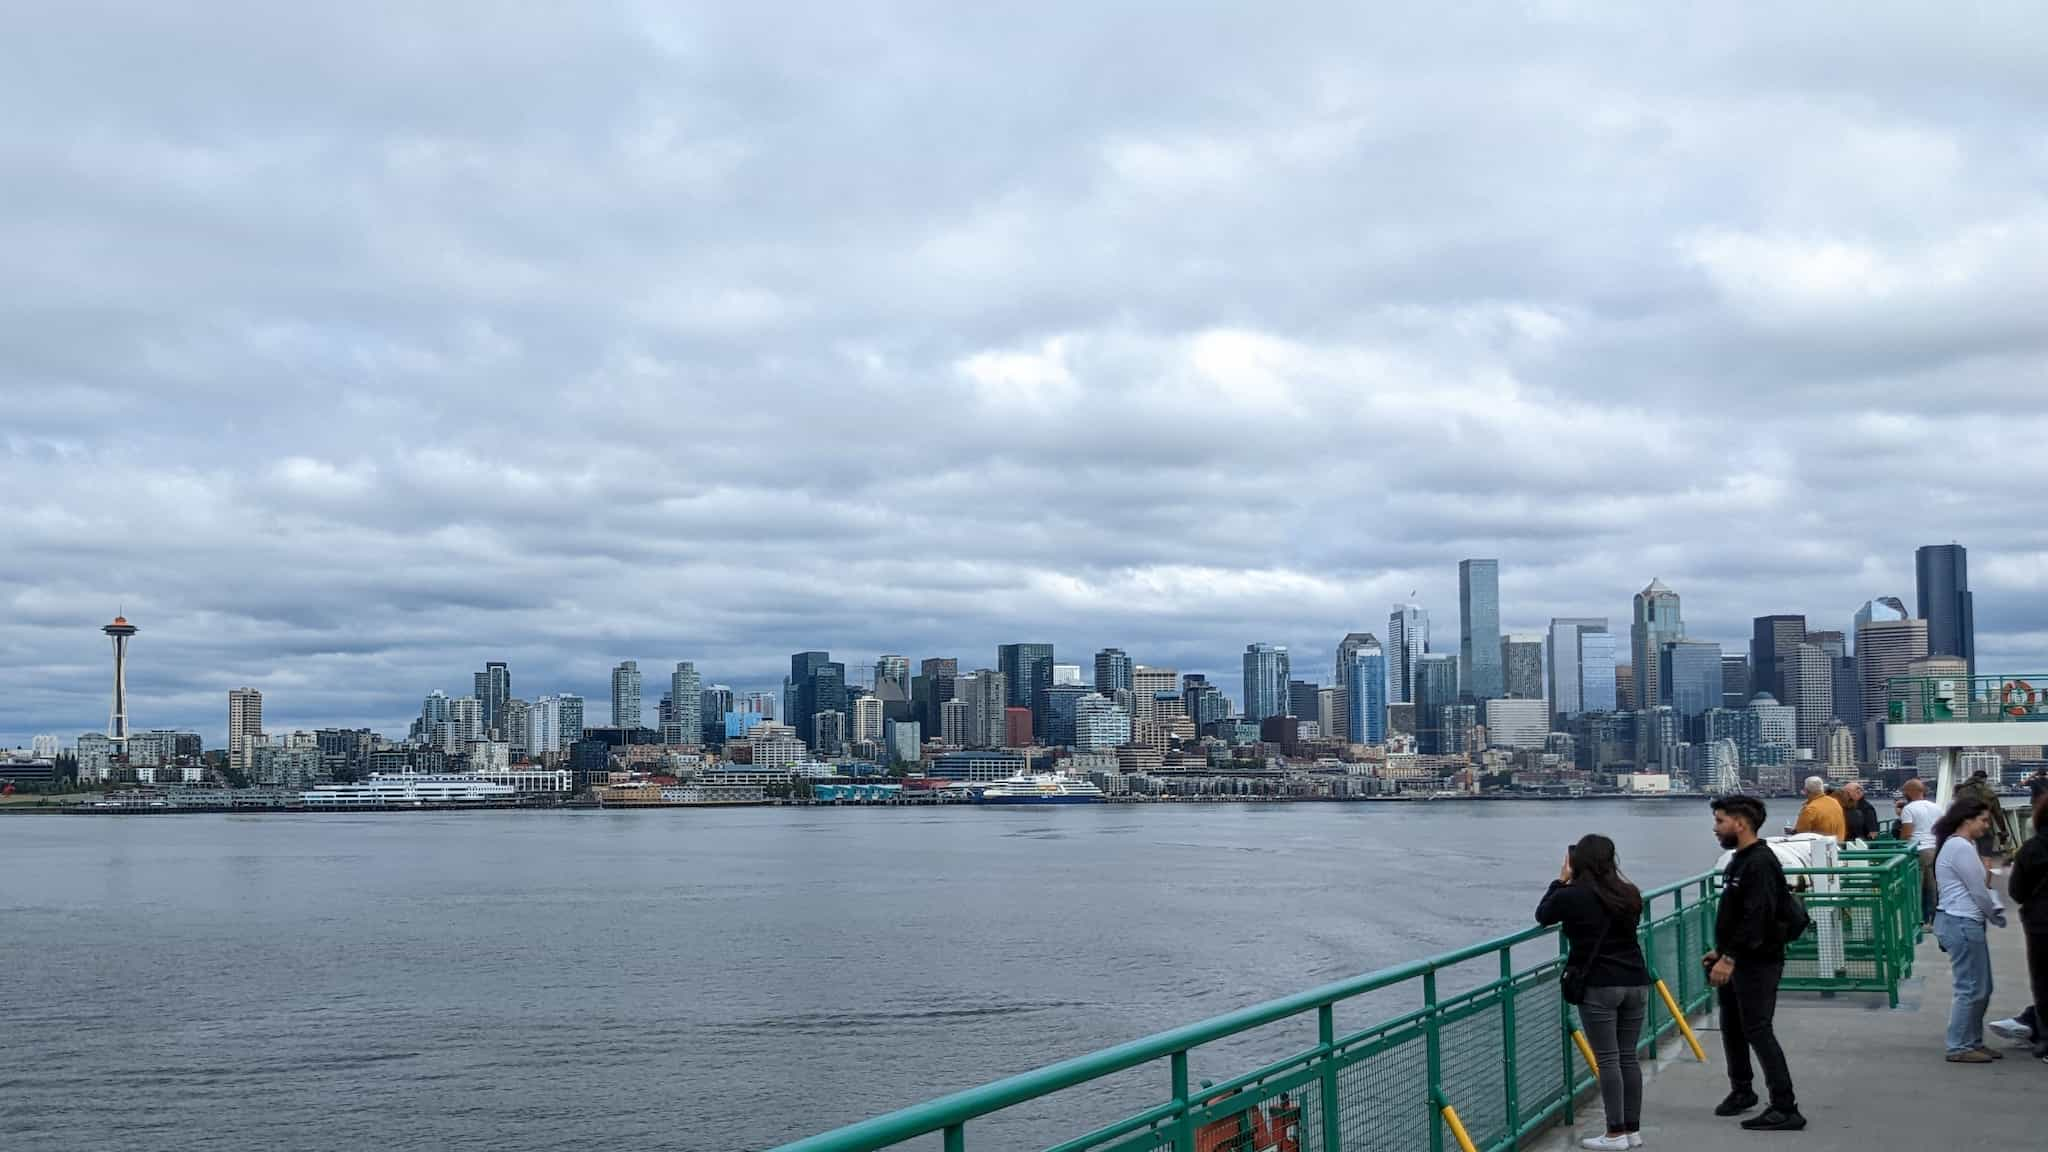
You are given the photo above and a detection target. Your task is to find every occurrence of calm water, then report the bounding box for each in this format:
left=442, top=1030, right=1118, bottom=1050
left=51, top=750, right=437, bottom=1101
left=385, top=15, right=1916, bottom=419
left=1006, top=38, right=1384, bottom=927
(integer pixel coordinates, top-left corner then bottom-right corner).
left=0, top=801, right=1730, bottom=1151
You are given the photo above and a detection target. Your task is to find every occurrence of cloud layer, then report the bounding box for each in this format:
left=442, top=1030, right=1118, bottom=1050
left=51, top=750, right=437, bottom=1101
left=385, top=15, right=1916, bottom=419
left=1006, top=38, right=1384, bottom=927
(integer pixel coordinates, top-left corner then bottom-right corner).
left=6, top=3, right=2048, bottom=743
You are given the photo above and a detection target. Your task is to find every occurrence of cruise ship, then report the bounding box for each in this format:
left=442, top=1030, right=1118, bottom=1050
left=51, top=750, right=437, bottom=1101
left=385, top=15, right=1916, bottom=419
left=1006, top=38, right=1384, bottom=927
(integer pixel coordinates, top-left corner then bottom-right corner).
left=975, top=772, right=1107, bottom=805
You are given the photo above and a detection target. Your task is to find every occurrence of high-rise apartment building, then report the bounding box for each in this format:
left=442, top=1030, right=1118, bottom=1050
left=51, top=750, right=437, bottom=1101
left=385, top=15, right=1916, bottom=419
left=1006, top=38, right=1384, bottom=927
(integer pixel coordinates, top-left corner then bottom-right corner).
left=449, top=696, right=484, bottom=744
left=1346, top=640, right=1388, bottom=746
left=997, top=643, right=1055, bottom=737
left=228, top=687, right=264, bottom=773
left=1075, top=695, right=1132, bottom=751
left=939, top=699, right=971, bottom=746
left=853, top=695, right=885, bottom=745
left=1750, top=614, right=1807, bottom=703
left=669, top=662, right=701, bottom=746
left=529, top=695, right=562, bottom=758
left=1387, top=604, right=1429, bottom=704
left=1501, top=635, right=1543, bottom=700
left=1242, top=643, right=1290, bottom=722
left=1484, top=698, right=1550, bottom=750
left=474, top=662, right=510, bottom=737
left=1855, top=615, right=1929, bottom=755
left=1459, top=560, right=1503, bottom=701
left=1093, top=648, right=1134, bottom=695
left=557, top=695, right=584, bottom=744
left=1784, top=642, right=1835, bottom=753
left=1631, top=580, right=1683, bottom=713
left=609, top=661, right=642, bottom=729
left=1916, top=544, right=1974, bottom=674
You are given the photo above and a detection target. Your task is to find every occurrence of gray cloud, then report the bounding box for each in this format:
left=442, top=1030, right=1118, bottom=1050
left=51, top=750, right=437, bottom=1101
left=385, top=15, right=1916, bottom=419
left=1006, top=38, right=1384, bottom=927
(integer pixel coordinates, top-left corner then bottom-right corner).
left=5, top=3, right=2048, bottom=742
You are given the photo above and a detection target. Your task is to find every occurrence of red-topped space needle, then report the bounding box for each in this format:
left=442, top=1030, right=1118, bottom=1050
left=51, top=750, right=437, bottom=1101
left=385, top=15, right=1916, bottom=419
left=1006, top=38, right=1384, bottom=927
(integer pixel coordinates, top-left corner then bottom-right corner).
left=103, top=613, right=138, bottom=746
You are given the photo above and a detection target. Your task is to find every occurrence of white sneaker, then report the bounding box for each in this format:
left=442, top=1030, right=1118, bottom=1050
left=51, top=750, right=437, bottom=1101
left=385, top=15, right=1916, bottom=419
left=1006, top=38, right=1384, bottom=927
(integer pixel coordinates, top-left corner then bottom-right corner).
left=1580, top=1137, right=1629, bottom=1151
left=1988, top=1017, right=2033, bottom=1042
left=1629, top=1136, right=1644, bottom=1148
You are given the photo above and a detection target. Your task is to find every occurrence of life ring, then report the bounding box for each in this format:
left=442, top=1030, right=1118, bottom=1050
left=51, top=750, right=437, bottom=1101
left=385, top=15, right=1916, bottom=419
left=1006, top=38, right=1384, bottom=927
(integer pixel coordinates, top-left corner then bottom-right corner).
left=2002, top=679, right=2036, bottom=717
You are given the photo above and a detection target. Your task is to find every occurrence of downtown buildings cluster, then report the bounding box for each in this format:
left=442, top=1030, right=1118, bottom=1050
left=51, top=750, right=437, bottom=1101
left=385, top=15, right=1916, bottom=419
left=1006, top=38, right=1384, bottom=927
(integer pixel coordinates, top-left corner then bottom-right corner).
left=4, top=541, right=2019, bottom=803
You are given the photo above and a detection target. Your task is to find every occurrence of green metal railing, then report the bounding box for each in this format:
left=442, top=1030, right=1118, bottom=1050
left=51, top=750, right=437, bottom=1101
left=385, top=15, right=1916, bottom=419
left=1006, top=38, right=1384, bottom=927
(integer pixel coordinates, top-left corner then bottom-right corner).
left=772, top=847, right=1920, bottom=1152
left=1886, top=673, right=2048, bottom=724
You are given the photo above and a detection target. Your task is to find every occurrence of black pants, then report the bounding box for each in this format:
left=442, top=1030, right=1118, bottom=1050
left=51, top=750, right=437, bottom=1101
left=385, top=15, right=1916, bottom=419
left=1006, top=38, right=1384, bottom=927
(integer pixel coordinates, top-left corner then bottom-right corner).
left=1719, top=959, right=1796, bottom=1111
left=2028, top=927, right=2048, bottom=1053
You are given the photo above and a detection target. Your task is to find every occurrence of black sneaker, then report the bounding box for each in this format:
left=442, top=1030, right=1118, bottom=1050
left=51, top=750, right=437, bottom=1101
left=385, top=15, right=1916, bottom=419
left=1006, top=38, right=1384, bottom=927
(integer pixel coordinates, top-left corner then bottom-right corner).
left=1714, top=1090, right=1759, bottom=1118
left=1740, top=1108, right=1806, bottom=1132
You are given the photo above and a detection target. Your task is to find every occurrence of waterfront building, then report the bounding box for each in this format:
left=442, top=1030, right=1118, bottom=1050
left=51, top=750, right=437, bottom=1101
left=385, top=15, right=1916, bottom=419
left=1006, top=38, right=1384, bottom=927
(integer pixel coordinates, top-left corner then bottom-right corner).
left=1484, top=698, right=1549, bottom=750
left=1501, top=634, right=1544, bottom=700
left=929, top=749, right=1028, bottom=782
left=669, top=663, right=701, bottom=746
left=1387, top=603, right=1429, bottom=704
left=1346, top=641, right=1388, bottom=746
left=1855, top=615, right=1928, bottom=754
left=1414, top=654, right=1460, bottom=755
left=1459, top=559, right=1503, bottom=701
left=1631, top=580, right=1683, bottom=715
left=1916, top=544, right=1975, bottom=673
left=998, top=643, right=1055, bottom=737
left=1242, top=643, right=1291, bottom=722
left=1075, top=695, right=1132, bottom=751
left=1003, top=707, right=1034, bottom=749
left=611, top=661, right=642, bottom=729
left=229, top=687, right=264, bottom=774
left=474, top=662, right=510, bottom=737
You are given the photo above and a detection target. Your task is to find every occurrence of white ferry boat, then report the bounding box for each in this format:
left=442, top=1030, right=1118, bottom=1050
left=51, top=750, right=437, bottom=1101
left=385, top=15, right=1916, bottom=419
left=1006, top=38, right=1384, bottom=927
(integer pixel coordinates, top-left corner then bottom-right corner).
left=301, top=772, right=515, bottom=807
left=975, top=772, right=1107, bottom=806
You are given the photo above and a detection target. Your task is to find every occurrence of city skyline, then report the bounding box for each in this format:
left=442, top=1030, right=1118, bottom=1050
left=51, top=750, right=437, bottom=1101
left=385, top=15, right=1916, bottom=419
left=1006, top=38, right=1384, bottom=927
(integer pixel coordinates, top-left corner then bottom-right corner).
left=7, top=9, right=2048, bottom=745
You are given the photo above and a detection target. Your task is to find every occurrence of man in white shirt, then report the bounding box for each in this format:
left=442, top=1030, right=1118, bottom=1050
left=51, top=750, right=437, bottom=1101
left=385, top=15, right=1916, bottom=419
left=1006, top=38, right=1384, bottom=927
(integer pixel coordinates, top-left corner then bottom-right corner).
left=1897, top=777, right=1945, bottom=927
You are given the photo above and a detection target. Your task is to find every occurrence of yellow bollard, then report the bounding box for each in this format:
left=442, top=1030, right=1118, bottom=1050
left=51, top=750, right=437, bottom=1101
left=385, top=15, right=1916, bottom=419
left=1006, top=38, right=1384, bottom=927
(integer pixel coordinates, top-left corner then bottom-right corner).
left=1571, top=1028, right=1599, bottom=1075
left=1441, top=1103, right=1481, bottom=1152
left=1654, top=979, right=1709, bottom=1063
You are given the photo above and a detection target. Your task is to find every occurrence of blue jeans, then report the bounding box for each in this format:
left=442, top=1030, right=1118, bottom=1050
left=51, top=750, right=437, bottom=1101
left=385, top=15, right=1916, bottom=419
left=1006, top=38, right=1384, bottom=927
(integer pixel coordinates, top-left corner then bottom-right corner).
left=1934, top=911, right=1992, bottom=1053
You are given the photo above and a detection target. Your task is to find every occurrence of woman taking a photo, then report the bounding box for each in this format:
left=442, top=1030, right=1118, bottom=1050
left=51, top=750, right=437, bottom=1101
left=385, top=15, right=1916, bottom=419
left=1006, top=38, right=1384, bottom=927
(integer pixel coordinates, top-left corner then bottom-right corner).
left=1538, top=834, right=1651, bottom=1150
left=1933, top=796, right=2006, bottom=1062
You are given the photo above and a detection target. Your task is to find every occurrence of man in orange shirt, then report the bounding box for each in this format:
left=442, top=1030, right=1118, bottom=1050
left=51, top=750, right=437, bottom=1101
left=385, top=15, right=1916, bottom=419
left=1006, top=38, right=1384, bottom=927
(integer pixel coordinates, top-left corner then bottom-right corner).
left=1792, top=776, right=1847, bottom=842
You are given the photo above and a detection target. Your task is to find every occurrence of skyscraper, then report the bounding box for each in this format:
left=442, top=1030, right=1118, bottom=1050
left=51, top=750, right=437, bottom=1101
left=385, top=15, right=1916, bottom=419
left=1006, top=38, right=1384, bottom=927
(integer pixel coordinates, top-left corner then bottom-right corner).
left=1784, top=642, right=1835, bottom=753
left=228, top=686, right=263, bottom=773
left=1805, top=630, right=1860, bottom=732
left=610, top=661, right=642, bottom=729
left=474, top=662, right=510, bottom=736
left=1750, top=614, right=1807, bottom=703
left=1916, top=544, right=1974, bottom=674
left=874, top=655, right=911, bottom=711
left=529, top=695, right=561, bottom=758
left=1132, top=666, right=1179, bottom=729
left=853, top=695, right=885, bottom=745
left=669, top=662, right=701, bottom=746
left=1658, top=640, right=1724, bottom=724
left=1721, top=656, right=1752, bottom=710
left=914, top=657, right=959, bottom=733
left=1855, top=615, right=1929, bottom=755
left=1387, top=603, right=1429, bottom=704
left=1458, top=560, right=1503, bottom=701
left=1075, top=695, right=1132, bottom=751
left=557, top=694, right=585, bottom=744
left=1614, top=664, right=1635, bottom=712
left=1414, top=653, right=1460, bottom=755
left=1852, top=597, right=1908, bottom=649
left=997, top=643, right=1055, bottom=738
left=1288, top=680, right=1321, bottom=722
left=1346, top=639, right=1388, bottom=746
left=1501, top=635, right=1544, bottom=700
left=1242, top=643, right=1291, bottom=722
left=1547, top=618, right=1606, bottom=718
left=1093, top=648, right=1134, bottom=695
left=1631, top=580, right=1683, bottom=713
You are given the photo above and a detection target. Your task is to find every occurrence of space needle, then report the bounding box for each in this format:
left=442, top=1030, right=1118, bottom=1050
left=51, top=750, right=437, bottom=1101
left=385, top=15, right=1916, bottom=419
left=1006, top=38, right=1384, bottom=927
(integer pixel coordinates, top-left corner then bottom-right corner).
left=103, top=613, right=139, bottom=746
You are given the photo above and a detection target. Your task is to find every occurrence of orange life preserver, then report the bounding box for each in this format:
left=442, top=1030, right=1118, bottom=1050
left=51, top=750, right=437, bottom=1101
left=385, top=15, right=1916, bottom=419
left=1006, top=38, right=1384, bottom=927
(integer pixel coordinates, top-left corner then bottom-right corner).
left=1194, top=1097, right=1277, bottom=1152
left=2003, top=679, right=2036, bottom=717
left=1268, top=1098, right=1302, bottom=1152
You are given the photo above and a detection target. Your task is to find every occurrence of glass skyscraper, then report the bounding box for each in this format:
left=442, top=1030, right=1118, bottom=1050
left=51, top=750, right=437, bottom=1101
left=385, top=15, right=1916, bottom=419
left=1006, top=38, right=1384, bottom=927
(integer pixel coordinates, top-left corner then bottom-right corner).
left=998, top=643, right=1055, bottom=737
left=610, top=661, right=642, bottom=729
left=1916, top=544, right=1974, bottom=674
left=1547, top=618, right=1607, bottom=720
left=1658, top=640, right=1723, bottom=723
left=1631, top=579, right=1683, bottom=713
left=1459, top=559, right=1503, bottom=701
left=1414, top=653, right=1460, bottom=754
left=1347, top=642, right=1388, bottom=745
left=1579, top=631, right=1618, bottom=713
left=1242, top=642, right=1291, bottom=722
left=1093, top=648, right=1133, bottom=695
left=1387, top=604, right=1429, bottom=704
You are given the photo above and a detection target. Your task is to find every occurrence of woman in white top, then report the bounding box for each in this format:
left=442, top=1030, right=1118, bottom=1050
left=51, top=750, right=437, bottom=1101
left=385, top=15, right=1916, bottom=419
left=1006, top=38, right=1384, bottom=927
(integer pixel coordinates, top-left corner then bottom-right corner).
left=1932, top=796, right=2005, bottom=1062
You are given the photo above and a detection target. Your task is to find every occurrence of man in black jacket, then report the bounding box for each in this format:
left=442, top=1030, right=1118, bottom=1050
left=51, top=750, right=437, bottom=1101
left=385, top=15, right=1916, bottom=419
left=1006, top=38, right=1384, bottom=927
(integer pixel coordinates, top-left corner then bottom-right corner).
left=1838, top=781, right=1880, bottom=842
left=1704, top=795, right=1804, bottom=1132
left=2006, top=792, right=2048, bottom=1062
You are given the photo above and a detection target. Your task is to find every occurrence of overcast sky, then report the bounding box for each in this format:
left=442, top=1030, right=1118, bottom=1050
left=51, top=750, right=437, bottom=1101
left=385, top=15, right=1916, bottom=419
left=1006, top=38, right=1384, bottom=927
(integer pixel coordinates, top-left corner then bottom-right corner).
left=6, top=4, right=2048, bottom=744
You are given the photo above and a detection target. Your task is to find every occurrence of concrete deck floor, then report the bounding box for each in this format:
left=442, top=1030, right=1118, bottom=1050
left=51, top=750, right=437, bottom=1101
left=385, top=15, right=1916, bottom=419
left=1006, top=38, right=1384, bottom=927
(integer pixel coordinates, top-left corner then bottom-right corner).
left=1536, top=924, right=2041, bottom=1150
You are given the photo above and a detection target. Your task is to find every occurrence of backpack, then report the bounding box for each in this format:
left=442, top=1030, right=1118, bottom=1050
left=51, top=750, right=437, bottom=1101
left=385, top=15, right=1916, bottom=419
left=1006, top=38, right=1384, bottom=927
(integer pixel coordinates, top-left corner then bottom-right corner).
left=1775, top=883, right=1812, bottom=945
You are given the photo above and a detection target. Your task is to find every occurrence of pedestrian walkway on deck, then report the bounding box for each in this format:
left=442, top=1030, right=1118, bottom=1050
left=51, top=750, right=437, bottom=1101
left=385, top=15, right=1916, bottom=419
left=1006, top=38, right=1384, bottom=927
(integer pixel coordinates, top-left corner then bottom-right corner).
left=1539, top=925, right=2038, bottom=1152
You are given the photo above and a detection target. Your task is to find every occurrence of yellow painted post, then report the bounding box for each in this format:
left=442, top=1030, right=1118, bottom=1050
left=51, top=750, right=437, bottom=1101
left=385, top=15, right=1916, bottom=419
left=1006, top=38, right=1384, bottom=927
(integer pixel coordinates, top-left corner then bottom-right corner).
left=1571, top=1028, right=1599, bottom=1075
left=1654, top=979, right=1708, bottom=1062
left=1440, top=1104, right=1481, bottom=1152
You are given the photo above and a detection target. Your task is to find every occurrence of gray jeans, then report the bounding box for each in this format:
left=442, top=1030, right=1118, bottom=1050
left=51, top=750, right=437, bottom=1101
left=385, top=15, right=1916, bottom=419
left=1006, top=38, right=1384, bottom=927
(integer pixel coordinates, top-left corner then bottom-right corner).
left=1579, top=985, right=1648, bottom=1134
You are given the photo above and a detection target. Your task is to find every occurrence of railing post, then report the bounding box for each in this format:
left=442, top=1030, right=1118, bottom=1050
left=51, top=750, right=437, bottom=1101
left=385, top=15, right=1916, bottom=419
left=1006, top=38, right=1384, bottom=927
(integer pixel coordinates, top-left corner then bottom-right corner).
left=944, top=1123, right=965, bottom=1152
left=1424, top=969, right=1443, bottom=1152
left=1641, top=905, right=1660, bottom=1052
left=1170, top=1050, right=1192, bottom=1152
left=1499, top=945, right=1519, bottom=1139
left=1319, top=1003, right=1342, bottom=1152
left=1672, top=886, right=1690, bottom=1008
left=1557, top=931, right=1574, bottom=1127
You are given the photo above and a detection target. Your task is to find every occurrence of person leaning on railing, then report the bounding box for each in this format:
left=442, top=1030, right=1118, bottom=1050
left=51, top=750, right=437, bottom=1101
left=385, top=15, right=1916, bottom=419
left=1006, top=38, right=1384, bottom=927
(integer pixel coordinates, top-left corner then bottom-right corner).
left=1932, top=796, right=2006, bottom=1063
left=1536, top=834, right=1651, bottom=1151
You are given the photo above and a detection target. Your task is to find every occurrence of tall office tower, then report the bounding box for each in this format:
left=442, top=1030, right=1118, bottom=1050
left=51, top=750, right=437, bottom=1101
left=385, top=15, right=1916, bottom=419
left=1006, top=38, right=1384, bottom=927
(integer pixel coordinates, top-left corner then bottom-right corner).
left=228, top=686, right=264, bottom=773
left=1346, top=640, right=1388, bottom=746
left=1916, top=544, right=1974, bottom=674
left=1075, top=695, right=1133, bottom=751
left=1750, top=614, right=1807, bottom=703
left=997, top=643, right=1055, bottom=738
left=1333, top=632, right=1382, bottom=741
left=1721, top=656, right=1752, bottom=710
left=669, top=662, right=701, bottom=746
left=1182, top=674, right=1230, bottom=730
left=1414, top=654, right=1460, bottom=755
left=610, top=661, right=642, bottom=729
left=1094, top=648, right=1134, bottom=695
left=703, top=685, right=737, bottom=742
left=1631, top=580, right=1684, bottom=713
left=1131, top=666, right=1179, bottom=730
left=474, top=662, right=510, bottom=736
left=1852, top=597, right=1909, bottom=650
left=1318, top=687, right=1345, bottom=744
left=1288, top=680, right=1321, bottom=722
left=1387, top=603, right=1429, bottom=704
left=1458, top=560, right=1503, bottom=701
left=1659, top=640, right=1724, bottom=731
left=1855, top=615, right=1929, bottom=755
left=1805, top=630, right=1860, bottom=732
left=1501, top=635, right=1544, bottom=700
left=1242, top=643, right=1291, bottom=722
left=1784, top=642, right=1835, bottom=753
left=874, top=655, right=912, bottom=719
left=1547, top=619, right=1606, bottom=719
left=914, top=657, right=959, bottom=732
left=1578, top=631, right=1618, bottom=714
left=1615, top=665, right=1636, bottom=712
left=939, top=699, right=971, bottom=746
